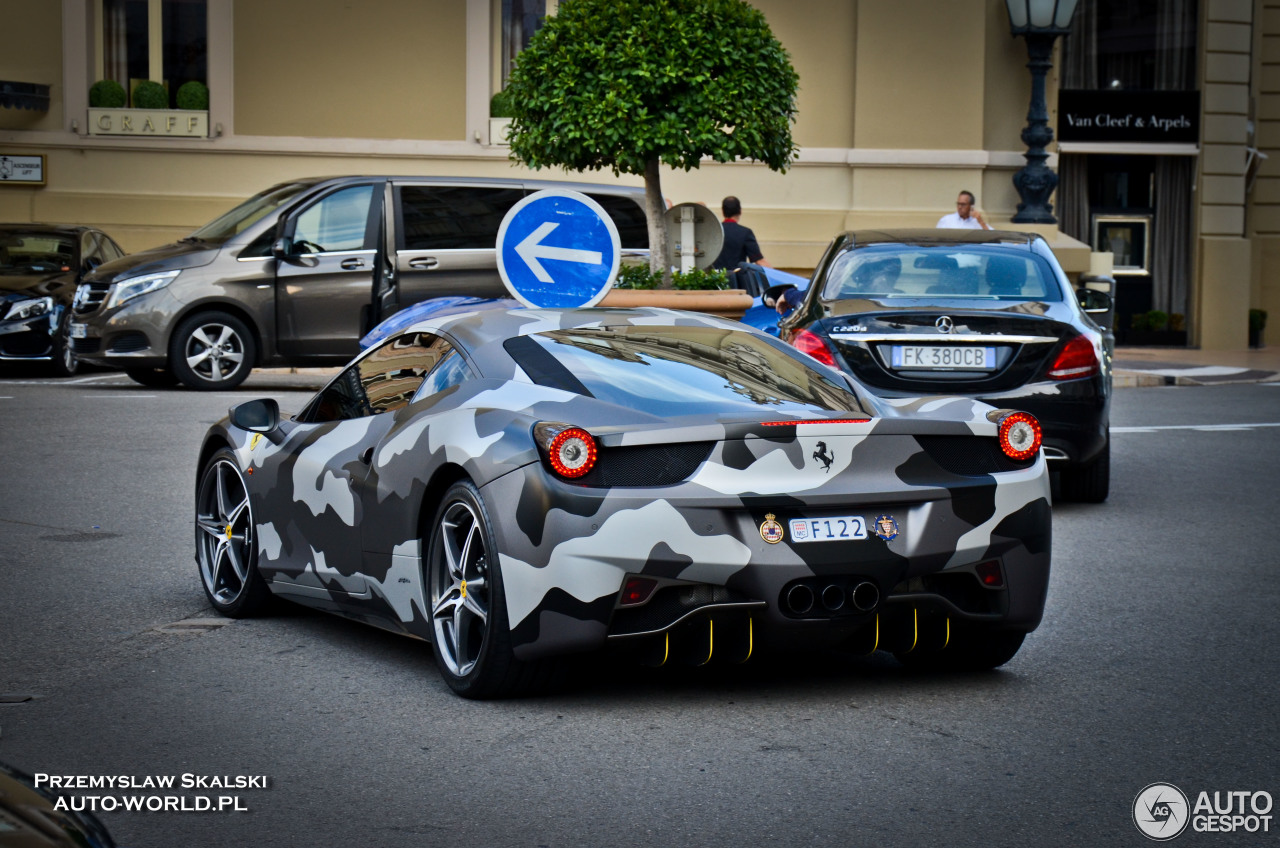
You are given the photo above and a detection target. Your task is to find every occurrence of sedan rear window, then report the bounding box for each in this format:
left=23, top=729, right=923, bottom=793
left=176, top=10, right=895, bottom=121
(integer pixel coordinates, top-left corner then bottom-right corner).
left=821, top=247, right=1061, bottom=302
left=507, top=325, right=869, bottom=418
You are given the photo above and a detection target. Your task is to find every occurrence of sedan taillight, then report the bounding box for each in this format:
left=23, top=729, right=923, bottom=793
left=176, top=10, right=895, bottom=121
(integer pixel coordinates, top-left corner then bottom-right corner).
left=791, top=328, right=836, bottom=367
left=1048, top=334, right=1099, bottom=380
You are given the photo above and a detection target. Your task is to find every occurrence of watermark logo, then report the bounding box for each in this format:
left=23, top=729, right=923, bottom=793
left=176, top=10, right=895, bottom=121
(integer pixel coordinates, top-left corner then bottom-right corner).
left=1134, top=783, right=1190, bottom=841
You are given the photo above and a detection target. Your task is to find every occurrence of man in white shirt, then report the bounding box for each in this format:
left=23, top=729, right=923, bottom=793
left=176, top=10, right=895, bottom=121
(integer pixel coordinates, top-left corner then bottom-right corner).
left=936, top=191, right=990, bottom=230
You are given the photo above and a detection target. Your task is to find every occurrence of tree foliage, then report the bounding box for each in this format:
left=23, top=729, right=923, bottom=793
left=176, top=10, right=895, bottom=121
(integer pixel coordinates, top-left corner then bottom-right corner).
left=504, top=0, right=799, bottom=284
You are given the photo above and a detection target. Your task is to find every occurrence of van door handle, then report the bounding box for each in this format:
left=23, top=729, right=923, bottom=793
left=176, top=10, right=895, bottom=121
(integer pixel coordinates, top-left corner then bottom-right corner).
left=341, top=258, right=366, bottom=270
left=408, top=257, right=439, bottom=270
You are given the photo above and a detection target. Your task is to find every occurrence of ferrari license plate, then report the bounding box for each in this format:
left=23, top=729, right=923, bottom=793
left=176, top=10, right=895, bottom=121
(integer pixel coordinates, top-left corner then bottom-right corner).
left=891, top=345, right=995, bottom=369
left=788, top=515, right=867, bottom=543
left=69, top=323, right=88, bottom=339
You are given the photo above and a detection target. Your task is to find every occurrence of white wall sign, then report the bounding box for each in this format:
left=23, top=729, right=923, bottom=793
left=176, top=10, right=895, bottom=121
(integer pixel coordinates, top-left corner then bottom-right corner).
left=0, top=155, right=45, bottom=185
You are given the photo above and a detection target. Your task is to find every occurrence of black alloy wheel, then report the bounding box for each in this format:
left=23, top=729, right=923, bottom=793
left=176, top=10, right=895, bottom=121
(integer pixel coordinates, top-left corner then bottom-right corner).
left=195, top=448, right=272, bottom=617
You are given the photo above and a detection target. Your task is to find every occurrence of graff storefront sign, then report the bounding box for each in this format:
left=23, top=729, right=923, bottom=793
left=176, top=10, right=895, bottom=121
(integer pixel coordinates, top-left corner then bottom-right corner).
left=1058, top=90, right=1199, bottom=144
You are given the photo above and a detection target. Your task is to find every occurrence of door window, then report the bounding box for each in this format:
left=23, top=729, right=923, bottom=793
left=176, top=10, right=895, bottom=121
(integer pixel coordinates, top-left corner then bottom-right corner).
left=397, top=186, right=526, bottom=250
left=586, top=193, right=649, bottom=249
left=291, top=185, right=375, bottom=254
left=302, top=332, right=460, bottom=422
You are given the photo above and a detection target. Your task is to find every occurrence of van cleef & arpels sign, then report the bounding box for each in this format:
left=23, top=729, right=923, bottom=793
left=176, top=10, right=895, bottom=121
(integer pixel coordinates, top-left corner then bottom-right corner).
left=1057, top=90, right=1200, bottom=144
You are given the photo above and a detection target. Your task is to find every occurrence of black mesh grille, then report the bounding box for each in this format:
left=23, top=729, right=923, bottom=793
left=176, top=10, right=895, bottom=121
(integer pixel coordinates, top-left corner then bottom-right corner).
left=915, top=435, right=1034, bottom=475
left=71, top=337, right=101, bottom=354
left=108, top=332, right=150, bottom=353
left=574, top=442, right=715, bottom=488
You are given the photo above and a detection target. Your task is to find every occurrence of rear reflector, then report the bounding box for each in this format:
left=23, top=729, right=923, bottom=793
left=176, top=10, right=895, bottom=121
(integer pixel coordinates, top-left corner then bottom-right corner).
left=620, top=577, right=658, bottom=606
left=1048, top=334, right=1099, bottom=380
left=976, top=560, right=1005, bottom=587
left=791, top=328, right=836, bottom=367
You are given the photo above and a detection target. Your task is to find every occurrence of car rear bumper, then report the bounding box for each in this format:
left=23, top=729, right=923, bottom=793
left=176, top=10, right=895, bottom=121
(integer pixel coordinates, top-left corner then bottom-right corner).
left=483, top=459, right=1052, bottom=662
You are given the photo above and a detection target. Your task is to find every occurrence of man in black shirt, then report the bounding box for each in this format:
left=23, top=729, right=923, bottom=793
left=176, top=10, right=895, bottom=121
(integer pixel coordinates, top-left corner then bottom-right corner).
left=712, top=197, right=771, bottom=286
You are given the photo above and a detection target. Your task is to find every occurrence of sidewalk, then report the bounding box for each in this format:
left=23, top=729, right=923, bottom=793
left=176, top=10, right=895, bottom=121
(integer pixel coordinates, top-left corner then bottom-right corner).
left=1113, top=345, right=1280, bottom=387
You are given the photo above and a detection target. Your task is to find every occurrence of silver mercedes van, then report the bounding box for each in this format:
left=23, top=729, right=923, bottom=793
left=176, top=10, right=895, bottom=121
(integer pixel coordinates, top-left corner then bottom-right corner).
left=70, top=175, right=649, bottom=389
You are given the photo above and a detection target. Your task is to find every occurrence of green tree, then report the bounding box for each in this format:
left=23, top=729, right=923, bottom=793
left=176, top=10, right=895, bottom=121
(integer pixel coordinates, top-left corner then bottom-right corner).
left=504, top=0, right=798, bottom=287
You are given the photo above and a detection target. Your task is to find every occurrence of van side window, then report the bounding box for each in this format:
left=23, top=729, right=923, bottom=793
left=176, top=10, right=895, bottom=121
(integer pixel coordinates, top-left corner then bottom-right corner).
left=291, top=185, right=374, bottom=254
left=398, top=186, right=526, bottom=250
left=302, top=332, right=457, bottom=422
left=586, top=193, right=649, bottom=249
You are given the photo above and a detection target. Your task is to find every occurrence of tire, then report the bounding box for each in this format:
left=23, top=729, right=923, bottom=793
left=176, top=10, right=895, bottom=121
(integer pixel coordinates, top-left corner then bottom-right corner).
left=126, top=366, right=181, bottom=388
left=895, top=627, right=1026, bottom=672
left=426, top=480, right=558, bottom=699
left=169, top=310, right=256, bottom=390
left=49, top=312, right=79, bottom=377
left=195, top=448, right=272, bottom=617
left=1059, top=438, right=1110, bottom=503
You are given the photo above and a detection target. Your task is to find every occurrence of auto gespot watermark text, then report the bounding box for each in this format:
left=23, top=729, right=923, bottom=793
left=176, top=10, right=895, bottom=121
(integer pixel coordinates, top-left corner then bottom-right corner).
left=1133, top=782, right=1273, bottom=840
left=34, top=773, right=270, bottom=813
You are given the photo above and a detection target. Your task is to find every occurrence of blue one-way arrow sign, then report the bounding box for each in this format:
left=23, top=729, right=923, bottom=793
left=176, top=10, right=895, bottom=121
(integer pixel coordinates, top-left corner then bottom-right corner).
left=496, top=189, right=620, bottom=308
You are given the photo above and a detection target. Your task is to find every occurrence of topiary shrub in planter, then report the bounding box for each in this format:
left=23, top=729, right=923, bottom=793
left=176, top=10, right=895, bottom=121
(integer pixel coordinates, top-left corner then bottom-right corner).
left=176, top=80, right=209, bottom=110
left=131, top=80, right=168, bottom=109
left=89, top=79, right=126, bottom=108
left=489, top=89, right=515, bottom=118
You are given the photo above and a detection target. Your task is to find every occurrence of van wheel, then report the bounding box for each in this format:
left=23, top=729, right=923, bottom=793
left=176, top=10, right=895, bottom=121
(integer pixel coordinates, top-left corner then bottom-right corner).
left=169, top=311, right=256, bottom=390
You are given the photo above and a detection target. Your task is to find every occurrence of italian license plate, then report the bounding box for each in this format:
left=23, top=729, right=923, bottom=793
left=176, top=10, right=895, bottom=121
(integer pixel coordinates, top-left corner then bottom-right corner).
left=69, top=323, right=88, bottom=339
left=891, top=345, right=995, bottom=369
left=788, top=515, right=867, bottom=543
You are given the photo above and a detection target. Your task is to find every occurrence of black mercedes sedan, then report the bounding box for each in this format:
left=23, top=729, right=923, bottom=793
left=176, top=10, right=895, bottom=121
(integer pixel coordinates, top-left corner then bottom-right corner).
left=779, top=229, right=1112, bottom=502
left=0, top=223, right=126, bottom=376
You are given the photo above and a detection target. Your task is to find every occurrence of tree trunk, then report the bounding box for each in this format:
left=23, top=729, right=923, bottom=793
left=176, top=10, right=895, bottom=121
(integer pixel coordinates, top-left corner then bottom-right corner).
left=643, top=158, right=672, bottom=288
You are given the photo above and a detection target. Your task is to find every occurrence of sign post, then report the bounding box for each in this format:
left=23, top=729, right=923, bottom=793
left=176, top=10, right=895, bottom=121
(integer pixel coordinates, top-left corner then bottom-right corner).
left=496, top=189, right=620, bottom=308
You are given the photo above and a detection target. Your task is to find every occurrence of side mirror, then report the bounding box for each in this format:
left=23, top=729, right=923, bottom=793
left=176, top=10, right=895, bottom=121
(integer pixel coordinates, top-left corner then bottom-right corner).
left=229, top=398, right=281, bottom=442
left=1076, top=288, right=1113, bottom=314
left=271, top=238, right=292, bottom=260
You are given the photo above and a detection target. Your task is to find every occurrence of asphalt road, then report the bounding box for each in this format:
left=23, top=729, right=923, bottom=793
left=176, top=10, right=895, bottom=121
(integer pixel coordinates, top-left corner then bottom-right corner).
left=1, top=370, right=1277, bottom=847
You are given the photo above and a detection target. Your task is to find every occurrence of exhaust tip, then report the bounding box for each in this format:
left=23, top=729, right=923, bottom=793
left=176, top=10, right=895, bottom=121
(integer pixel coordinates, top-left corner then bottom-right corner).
left=785, top=584, right=814, bottom=614
left=851, top=581, right=879, bottom=613
left=821, top=584, right=845, bottom=612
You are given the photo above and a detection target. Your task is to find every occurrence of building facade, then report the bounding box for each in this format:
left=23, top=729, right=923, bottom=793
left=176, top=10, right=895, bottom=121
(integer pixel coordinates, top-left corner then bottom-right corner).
left=0, top=0, right=1275, bottom=348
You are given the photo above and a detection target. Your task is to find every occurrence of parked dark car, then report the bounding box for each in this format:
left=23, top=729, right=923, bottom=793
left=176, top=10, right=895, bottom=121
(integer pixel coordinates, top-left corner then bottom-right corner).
left=0, top=223, right=126, bottom=376
left=69, top=175, right=649, bottom=390
left=778, top=229, right=1112, bottom=502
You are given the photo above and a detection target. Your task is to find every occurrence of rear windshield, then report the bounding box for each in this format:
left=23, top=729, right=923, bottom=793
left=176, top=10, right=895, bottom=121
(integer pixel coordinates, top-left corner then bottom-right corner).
left=821, top=246, right=1062, bottom=302
left=189, top=181, right=317, bottom=242
left=506, top=325, right=868, bottom=418
left=0, top=233, right=74, bottom=274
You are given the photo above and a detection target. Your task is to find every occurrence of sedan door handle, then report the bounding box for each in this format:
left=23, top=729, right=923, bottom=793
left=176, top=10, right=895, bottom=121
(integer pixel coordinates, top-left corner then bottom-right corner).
left=408, top=257, right=439, bottom=270
left=341, top=258, right=366, bottom=270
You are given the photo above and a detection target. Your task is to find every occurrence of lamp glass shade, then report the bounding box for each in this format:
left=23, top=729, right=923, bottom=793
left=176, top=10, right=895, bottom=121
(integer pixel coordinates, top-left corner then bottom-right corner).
left=1054, top=0, right=1080, bottom=28
left=1005, top=0, right=1028, bottom=28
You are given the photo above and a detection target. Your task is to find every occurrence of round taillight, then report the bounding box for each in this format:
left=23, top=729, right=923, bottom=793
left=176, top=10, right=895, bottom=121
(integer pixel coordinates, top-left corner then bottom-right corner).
left=791, top=328, right=836, bottom=367
left=998, top=411, right=1042, bottom=461
left=547, top=427, right=598, bottom=478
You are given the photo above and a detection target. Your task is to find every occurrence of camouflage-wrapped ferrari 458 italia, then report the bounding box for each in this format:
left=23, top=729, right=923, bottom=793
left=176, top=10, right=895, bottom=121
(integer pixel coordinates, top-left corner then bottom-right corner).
left=195, top=307, right=1051, bottom=698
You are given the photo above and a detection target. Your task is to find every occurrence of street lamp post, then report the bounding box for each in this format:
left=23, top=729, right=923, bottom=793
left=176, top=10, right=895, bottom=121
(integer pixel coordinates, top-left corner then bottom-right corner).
left=1005, top=0, right=1080, bottom=224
